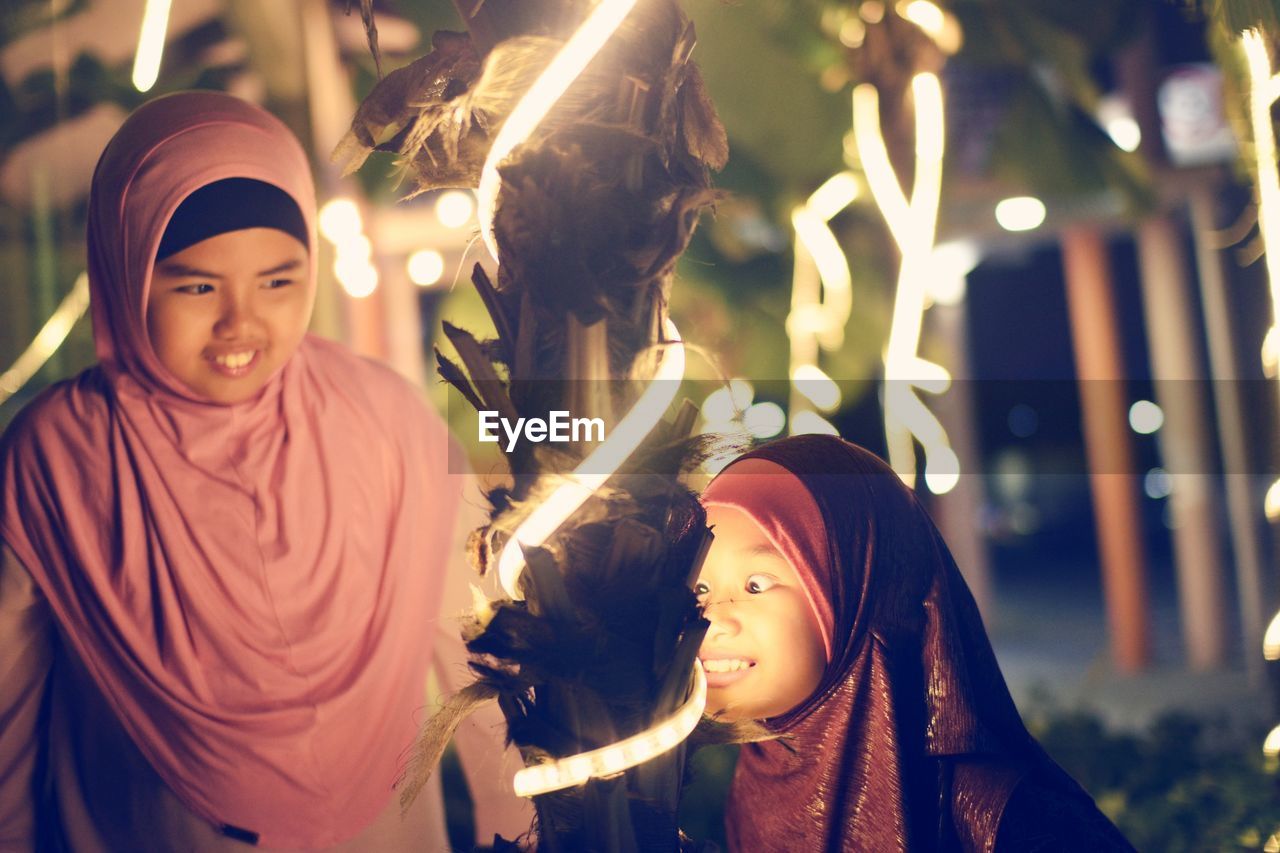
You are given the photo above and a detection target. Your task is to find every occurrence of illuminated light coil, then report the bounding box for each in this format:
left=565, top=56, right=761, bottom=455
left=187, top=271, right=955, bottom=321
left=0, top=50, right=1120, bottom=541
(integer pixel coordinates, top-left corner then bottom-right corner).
left=790, top=409, right=840, bottom=437
left=0, top=273, right=91, bottom=405
left=513, top=661, right=707, bottom=797
left=855, top=73, right=954, bottom=488
left=792, top=364, right=841, bottom=412
left=791, top=207, right=853, bottom=350
left=498, top=320, right=685, bottom=600
left=477, top=0, right=639, bottom=262
left=131, top=0, right=173, bottom=93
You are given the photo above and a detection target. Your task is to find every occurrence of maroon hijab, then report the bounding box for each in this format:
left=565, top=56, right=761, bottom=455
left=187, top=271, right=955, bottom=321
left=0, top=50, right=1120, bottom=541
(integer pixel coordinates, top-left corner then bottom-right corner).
left=705, top=436, right=1130, bottom=852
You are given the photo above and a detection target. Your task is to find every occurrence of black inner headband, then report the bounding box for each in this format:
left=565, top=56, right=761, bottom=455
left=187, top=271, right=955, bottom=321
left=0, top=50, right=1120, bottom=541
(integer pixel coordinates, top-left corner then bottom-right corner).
left=156, top=178, right=308, bottom=261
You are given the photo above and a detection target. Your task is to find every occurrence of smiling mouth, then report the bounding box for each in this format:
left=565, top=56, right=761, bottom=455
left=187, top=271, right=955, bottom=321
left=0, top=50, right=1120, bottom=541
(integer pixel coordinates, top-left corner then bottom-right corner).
left=207, top=350, right=261, bottom=376
left=701, top=658, right=754, bottom=673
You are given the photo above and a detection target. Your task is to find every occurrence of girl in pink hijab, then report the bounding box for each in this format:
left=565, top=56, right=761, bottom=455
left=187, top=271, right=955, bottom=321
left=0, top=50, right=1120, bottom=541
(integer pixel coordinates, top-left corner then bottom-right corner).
left=0, top=92, right=527, bottom=850
left=697, top=435, right=1133, bottom=852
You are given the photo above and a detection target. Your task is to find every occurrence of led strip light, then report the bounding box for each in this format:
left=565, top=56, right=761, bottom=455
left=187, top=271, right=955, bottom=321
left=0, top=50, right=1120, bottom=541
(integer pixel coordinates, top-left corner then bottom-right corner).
left=513, top=660, right=706, bottom=797
left=1241, top=29, right=1280, bottom=767
left=853, top=72, right=958, bottom=494
left=476, top=0, right=639, bottom=263
left=0, top=273, right=90, bottom=406
left=469, top=0, right=703, bottom=797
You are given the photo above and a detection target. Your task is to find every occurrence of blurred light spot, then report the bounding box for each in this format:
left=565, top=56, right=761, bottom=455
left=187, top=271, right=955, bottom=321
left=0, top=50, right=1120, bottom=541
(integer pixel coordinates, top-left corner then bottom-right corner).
left=744, top=402, right=787, bottom=439
left=995, top=196, right=1046, bottom=232
left=839, top=16, right=866, bottom=48
left=1007, top=404, right=1038, bottom=438
left=1143, top=467, right=1171, bottom=500
left=859, top=1, right=885, bottom=23
left=1266, top=478, right=1280, bottom=521
left=897, top=0, right=944, bottom=36
left=1264, top=611, right=1280, bottom=660
left=1264, top=724, right=1280, bottom=757
left=792, top=364, right=842, bottom=412
left=1105, top=116, right=1142, bottom=152
left=1263, top=325, right=1278, bottom=378
left=435, top=190, right=475, bottom=228
left=319, top=198, right=362, bottom=242
left=790, top=410, right=840, bottom=436
left=701, top=379, right=754, bottom=424
left=1128, top=399, right=1164, bottom=434
left=407, top=249, right=445, bottom=287
left=334, top=257, right=378, bottom=298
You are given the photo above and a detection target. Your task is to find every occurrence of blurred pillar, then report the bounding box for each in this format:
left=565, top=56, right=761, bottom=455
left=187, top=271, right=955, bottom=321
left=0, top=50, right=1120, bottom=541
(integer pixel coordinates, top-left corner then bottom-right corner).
left=1061, top=227, right=1152, bottom=673
left=926, top=298, right=993, bottom=620
left=1190, top=184, right=1269, bottom=678
left=1135, top=214, right=1230, bottom=669
left=298, top=0, right=400, bottom=366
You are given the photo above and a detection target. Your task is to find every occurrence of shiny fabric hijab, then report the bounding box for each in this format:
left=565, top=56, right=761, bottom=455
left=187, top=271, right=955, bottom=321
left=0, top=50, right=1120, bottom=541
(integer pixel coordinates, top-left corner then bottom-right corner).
left=0, top=92, right=457, bottom=847
left=703, top=436, right=1104, bottom=852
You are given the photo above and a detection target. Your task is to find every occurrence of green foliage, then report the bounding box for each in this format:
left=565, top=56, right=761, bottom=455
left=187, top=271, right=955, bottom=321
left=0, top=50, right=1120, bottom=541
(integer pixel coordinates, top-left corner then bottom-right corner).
left=1029, top=711, right=1280, bottom=851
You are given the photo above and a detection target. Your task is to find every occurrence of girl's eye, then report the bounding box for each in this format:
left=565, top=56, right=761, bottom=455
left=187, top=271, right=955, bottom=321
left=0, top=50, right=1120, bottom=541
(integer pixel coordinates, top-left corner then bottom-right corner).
left=693, top=581, right=710, bottom=597
left=177, top=283, right=214, bottom=295
left=745, top=574, right=777, bottom=594
left=264, top=278, right=293, bottom=289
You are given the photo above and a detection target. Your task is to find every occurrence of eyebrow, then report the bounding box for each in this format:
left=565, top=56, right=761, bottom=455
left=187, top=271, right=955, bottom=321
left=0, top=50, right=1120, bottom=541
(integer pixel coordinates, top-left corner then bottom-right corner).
left=155, top=258, right=304, bottom=278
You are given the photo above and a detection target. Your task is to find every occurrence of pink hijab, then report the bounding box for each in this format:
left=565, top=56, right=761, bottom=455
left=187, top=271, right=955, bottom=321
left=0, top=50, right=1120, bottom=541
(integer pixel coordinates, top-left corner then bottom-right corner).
left=0, top=92, right=459, bottom=848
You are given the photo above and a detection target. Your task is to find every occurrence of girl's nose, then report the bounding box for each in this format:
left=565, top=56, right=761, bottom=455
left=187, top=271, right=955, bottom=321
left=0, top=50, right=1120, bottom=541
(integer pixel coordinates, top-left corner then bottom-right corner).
left=213, top=295, right=257, bottom=338
left=702, top=599, right=742, bottom=639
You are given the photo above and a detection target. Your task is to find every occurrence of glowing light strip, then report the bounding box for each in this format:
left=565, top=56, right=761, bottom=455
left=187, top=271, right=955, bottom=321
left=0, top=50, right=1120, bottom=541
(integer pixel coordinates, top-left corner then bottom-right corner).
left=513, top=661, right=707, bottom=797
left=786, top=172, right=858, bottom=432
left=1241, top=32, right=1280, bottom=528
left=498, top=320, right=685, bottom=600
left=477, top=0, right=638, bottom=262
left=854, top=73, right=956, bottom=493
left=0, top=273, right=90, bottom=406
left=131, top=0, right=173, bottom=93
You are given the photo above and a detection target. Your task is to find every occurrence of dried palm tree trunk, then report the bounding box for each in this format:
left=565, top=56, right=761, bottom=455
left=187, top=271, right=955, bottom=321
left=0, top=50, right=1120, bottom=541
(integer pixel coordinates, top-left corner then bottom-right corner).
left=337, top=2, right=756, bottom=849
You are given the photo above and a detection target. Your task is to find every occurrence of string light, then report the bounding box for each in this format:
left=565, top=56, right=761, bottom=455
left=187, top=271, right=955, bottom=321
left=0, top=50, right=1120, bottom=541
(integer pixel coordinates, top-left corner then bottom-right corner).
left=319, top=197, right=379, bottom=298
left=407, top=249, right=446, bottom=287
left=786, top=172, right=858, bottom=434
left=131, top=0, right=173, bottom=92
left=854, top=73, right=957, bottom=493
left=477, top=0, right=639, bottom=262
left=513, top=661, right=707, bottom=797
left=498, top=319, right=685, bottom=599
left=1241, top=28, right=1280, bottom=764
left=0, top=273, right=91, bottom=406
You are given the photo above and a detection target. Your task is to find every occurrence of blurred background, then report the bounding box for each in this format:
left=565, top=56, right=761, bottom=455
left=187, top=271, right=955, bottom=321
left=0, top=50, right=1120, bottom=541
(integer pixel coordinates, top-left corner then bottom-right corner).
left=3, top=0, right=1280, bottom=847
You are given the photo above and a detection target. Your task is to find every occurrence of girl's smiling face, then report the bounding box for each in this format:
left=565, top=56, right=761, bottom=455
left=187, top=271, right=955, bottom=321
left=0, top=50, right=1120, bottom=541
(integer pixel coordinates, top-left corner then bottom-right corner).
left=146, top=227, right=313, bottom=404
left=696, top=505, right=827, bottom=722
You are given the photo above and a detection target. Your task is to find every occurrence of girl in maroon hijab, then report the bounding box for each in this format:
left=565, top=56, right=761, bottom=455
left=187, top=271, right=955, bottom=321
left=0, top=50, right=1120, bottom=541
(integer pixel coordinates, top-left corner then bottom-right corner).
left=697, top=435, right=1133, bottom=852
left=0, top=92, right=526, bottom=850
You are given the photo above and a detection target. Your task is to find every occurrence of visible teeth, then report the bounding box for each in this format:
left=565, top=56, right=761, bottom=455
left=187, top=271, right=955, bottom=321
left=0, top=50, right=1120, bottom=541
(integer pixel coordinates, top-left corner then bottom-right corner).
left=214, top=351, right=254, bottom=369
left=702, top=659, right=751, bottom=673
